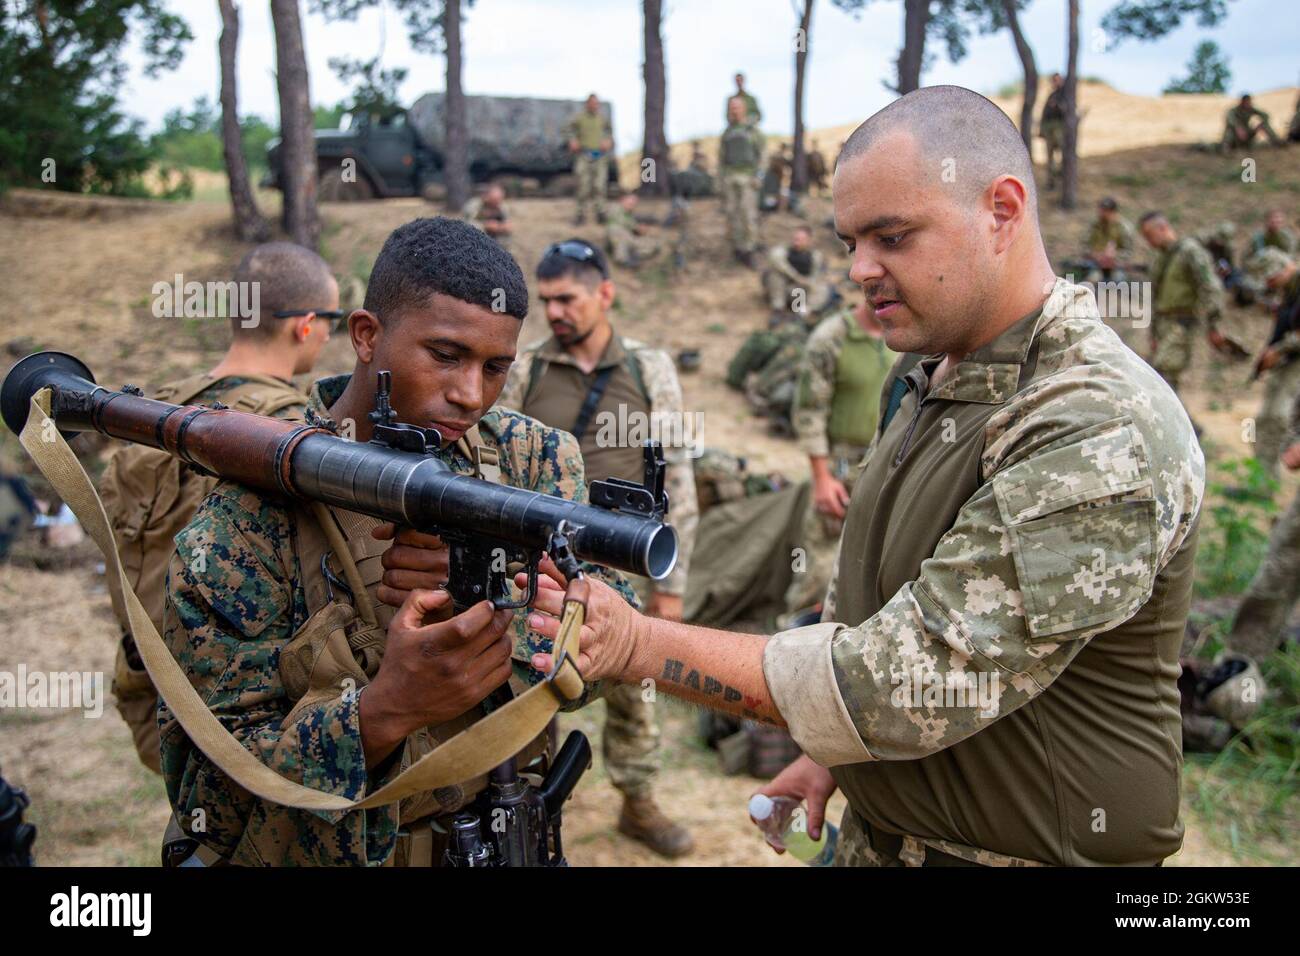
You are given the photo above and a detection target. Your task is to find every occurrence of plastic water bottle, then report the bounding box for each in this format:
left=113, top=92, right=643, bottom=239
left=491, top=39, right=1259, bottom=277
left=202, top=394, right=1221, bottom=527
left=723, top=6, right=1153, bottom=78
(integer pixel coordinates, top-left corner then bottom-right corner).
left=748, top=794, right=837, bottom=866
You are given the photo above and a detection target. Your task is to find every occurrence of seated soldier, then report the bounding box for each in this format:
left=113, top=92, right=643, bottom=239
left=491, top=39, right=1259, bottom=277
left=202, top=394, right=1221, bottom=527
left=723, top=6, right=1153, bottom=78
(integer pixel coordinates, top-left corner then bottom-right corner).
left=1195, top=220, right=1257, bottom=305
left=1083, top=197, right=1137, bottom=282
left=762, top=225, right=835, bottom=319
left=462, top=184, right=512, bottom=249
left=604, top=192, right=661, bottom=268
left=1220, top=94, right=1286, bottom=151
left=1248, top=209, right=1298, bottom=259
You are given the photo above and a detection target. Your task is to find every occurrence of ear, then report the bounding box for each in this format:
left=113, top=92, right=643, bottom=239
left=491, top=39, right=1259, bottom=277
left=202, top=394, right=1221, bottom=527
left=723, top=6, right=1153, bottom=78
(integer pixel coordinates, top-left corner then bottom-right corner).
left=988, top=174, right=1028, bottom=254
left=291, top=313, right=315, bottom=344
left=598, top=278, right=616, bottom=311
left=349, top=309, right=382, bottom=364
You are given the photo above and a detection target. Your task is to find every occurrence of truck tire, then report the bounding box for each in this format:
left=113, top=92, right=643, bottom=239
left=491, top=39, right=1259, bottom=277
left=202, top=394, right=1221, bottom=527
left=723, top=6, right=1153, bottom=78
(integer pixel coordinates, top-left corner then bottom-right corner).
left=317, top=160, right=376, bottom=202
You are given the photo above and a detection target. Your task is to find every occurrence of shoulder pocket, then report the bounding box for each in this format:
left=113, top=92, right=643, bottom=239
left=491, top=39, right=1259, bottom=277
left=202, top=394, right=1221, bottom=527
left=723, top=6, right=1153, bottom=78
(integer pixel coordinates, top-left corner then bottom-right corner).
left=992, top=418, right=1157, bottom=642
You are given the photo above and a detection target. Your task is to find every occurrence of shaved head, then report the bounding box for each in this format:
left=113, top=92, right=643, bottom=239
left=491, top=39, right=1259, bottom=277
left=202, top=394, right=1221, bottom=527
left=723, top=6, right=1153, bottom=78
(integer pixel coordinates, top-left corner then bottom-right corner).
left=839, top=85, right=1036, bottom=213
left=233, top=242, right=337, bottom=340
left=832, top=85, right=1054, bottom=359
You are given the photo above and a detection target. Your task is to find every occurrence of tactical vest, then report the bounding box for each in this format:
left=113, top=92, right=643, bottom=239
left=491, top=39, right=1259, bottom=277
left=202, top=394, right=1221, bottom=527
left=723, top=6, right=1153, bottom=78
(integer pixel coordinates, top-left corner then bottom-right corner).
left=720, top=125, right=759, bottom=170
left=275, top=426, right=547, bottom=865
left=100, top=373, right=306, bottom=774
left=828, top=321, right=894, bottom=450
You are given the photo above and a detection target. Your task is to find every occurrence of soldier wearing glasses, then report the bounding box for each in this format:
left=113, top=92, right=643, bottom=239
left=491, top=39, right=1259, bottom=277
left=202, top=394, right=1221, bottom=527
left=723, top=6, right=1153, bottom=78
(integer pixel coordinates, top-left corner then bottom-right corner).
left=101, top=242, right=338, bottom=776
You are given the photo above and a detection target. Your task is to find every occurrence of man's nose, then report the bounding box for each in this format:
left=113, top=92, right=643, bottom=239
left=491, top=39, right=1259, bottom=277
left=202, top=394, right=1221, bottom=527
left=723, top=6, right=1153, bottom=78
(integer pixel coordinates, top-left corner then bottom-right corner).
left=446, top=367, right=484, bottom=411
left=546, top=299, right=567, bottom=321
left=848, top=245, right=885, bottom=287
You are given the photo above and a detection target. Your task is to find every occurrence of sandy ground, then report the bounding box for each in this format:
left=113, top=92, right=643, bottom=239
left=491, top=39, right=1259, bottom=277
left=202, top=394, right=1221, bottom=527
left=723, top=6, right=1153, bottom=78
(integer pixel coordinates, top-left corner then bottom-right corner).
left=2, top=84, right=1298, bottom=866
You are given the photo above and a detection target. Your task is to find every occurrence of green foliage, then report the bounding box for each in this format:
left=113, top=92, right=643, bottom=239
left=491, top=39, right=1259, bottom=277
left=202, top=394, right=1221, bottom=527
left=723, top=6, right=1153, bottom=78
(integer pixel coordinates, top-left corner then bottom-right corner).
left=328, top=56, right=409, bottom=118
left=1187, top=643, right=1300, bottom=863
left=0, top=1, right=191, bottom=194
left=1163, top=39, right=1231, bottom=94
left=1195, top=457, right=1279, bottom=598
left=1101, top=0, right=1234, bottom=45
left=314, top=102, right=349, bottom=130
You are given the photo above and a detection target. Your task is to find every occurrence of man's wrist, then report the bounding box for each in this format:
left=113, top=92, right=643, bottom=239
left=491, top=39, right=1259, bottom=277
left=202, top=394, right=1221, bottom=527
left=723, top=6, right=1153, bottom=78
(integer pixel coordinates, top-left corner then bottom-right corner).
left=625, top=611, right=665, bottom=684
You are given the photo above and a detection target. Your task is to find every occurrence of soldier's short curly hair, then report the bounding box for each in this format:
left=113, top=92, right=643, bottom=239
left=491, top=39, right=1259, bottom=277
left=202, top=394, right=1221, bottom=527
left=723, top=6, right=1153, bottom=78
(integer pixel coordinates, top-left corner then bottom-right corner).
left=363, top=216, right=529, bottom=322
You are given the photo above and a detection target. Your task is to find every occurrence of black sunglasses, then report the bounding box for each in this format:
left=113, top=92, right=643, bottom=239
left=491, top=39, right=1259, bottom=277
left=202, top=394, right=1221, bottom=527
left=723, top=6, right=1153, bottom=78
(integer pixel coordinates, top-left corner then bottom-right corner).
left=273, top=308, right=347, bottom=332
left=543, top=240, right=608, bottom=277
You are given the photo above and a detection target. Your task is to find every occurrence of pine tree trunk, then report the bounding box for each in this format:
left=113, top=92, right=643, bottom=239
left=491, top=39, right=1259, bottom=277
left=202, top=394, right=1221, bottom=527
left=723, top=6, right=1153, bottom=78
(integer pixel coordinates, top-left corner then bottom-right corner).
left=791, top=0, right=814, bottom=194
left=270, top=0, right=318, bottom=248
left=1001, top=0, right=1037, bottom=152
left=218, top=0, right=268, bottom=242
left=640, top=0, right=669, bottom=197
left=897, top=0, right=929, bottom=95
left=1061, top=0, right=1080, bottom=210
left=443, top=0, right=470, bottom=213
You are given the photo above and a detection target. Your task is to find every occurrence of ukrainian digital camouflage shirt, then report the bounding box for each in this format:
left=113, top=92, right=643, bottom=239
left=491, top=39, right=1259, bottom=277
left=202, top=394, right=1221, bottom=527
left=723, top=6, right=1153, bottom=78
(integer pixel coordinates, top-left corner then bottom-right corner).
left=763, top=279, right=1205, bottom=865
left=1152, top=236, right=1223, bottom=326
left=496, top=334, right=698, bottom=598
left=159, top=373, right=637, bottom=866
left=1086, top=216, right=1135, bottom=256
left=793, top=309, right=897, bottom=458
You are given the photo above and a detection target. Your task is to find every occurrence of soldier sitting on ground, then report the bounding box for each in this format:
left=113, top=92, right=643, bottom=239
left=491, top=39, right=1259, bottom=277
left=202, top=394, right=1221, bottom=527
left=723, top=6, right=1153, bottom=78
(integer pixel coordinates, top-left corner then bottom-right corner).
left=1080, top=196, right=1137, bottom=283
left=762, top=224, right=836, bottom=319
left=462, top=184, right=512, bottom=249
left=1248, top=208, right=1298, bottom=259
left=604, top=193, right=661, bottom=269
left=1195, top=220, right=1260, bottom=306
left=1219, top=93, right=1287, bottom=151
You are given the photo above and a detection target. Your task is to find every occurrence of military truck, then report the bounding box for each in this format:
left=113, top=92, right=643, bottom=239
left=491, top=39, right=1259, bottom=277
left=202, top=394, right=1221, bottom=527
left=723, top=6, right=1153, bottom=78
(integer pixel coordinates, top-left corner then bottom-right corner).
left=265, top=93, right=618, bottom=200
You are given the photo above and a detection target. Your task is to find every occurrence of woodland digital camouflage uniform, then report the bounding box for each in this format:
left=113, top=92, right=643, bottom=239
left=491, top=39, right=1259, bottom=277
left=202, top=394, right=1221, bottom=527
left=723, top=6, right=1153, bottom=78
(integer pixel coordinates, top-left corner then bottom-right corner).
left=764, top=279, right=1205, bottom=866
left=159, top=374, right=637, bottom=866
left=496, top=337, right=698, bottom=798
left=1149, top=235, right=1223, bottom=394
left=784, top=308, right=895, bottom=614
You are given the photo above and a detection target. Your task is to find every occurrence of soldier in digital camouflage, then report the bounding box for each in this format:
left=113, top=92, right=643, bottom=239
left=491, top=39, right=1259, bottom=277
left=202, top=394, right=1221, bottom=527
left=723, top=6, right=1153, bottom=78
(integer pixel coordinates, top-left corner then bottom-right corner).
left=521, top=86, right=1204, bottom=867
left=461, top=183, right=512, bottom=250
left=1219, top=93, right=1286, bottom=151
left=159, top=218, right=637, bottom=866
left=566, top=94, right=614, bottom=226
left=762, top=224, right=836, bottom=318
left=782, top=298, right=896, bottom=619
left=495, top=239, right=698, bottom=858
left=1140, top=210, right=1223, bottom=408
left=1243, top=248, right=1300, bottom=478
left=1247, top=208, right=1298, bottom=260
left=604, top=193, right=661, bottom=269
left=719, top=96, right=764, bottom=267
left=1082, top=197, right=1136, bottom=283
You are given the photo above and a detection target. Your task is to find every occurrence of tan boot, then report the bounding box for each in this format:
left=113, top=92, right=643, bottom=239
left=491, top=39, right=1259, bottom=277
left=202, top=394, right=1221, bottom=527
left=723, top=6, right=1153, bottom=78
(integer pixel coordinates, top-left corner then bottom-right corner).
left=617, top=794, right=695, bottom=859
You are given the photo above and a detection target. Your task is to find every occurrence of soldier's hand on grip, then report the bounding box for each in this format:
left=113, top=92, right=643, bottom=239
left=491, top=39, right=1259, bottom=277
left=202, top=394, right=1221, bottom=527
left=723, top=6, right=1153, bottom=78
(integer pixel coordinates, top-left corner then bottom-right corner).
left=365, top=589, right=514, bottom=735
left=372, top=522, right=451, bottom=613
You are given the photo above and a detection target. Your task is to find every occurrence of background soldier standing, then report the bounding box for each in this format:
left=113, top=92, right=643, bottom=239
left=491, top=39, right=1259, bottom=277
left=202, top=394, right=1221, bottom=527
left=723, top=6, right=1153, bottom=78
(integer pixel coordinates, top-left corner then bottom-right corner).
left=1140, top=210, right=1223, bottom=407
left=100, top=242, right=336, bottom=775
left=566, top=93, right=614, bottom=226
left=496, top=239, right=698, bottom=858
left=719, top=96, right=764, bottom=267
left=1245, top=249, right=1300, bottom=477
left=1039, top=73, right=1065, bottom=190
left=725, top=71, right=761, bottom=125
left=782, top=299, right=895, bottom=619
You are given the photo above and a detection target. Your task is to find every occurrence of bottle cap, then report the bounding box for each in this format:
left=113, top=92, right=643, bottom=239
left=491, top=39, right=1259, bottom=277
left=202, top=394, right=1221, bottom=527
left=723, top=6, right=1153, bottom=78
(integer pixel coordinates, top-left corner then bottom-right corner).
left=748, top=793, right=774, bottom=820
